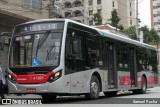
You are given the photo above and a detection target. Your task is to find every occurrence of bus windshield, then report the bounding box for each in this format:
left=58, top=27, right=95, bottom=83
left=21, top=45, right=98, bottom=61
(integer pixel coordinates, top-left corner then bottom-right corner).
left=10, top=32, right=62, bottom=68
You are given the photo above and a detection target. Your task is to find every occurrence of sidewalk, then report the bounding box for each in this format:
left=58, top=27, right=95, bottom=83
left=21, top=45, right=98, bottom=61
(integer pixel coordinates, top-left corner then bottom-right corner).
left=147, top=86, right=160, bottom=91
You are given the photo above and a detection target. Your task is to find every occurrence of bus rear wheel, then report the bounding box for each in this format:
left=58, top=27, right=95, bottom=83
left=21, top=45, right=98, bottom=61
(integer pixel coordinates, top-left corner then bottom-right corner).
left=133, top=76, right=147, bottom=94
left=41, top=93, right=57, bottom=101
left=85, top=75, right=100, bottom=99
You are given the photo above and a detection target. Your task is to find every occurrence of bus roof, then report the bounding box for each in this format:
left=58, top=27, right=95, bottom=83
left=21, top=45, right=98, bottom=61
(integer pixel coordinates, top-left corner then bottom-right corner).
left=16, top=19, right=156, bottom=50
left=65, top=19, right=156, bottom=50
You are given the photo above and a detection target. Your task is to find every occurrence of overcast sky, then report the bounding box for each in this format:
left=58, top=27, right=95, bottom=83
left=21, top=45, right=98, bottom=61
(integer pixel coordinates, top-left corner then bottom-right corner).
left=138, top=0, right=151, bottom=28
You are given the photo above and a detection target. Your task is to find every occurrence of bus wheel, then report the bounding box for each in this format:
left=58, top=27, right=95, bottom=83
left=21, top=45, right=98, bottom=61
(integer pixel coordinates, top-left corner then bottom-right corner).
left=41, top=94, right=57, bottom=102
left=85, top=75, right=100, bottom=99
left=133, top=76, right=147, bottom=94
left=104, top=91, right=117, bottom=97
left=140, top=76, right=147, bottom=94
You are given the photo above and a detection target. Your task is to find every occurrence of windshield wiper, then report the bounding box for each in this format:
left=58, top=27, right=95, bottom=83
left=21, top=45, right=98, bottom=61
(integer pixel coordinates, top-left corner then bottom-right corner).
left=36, top=30, right=50, bottom=56
left=46, top=43, right=56, bottom=61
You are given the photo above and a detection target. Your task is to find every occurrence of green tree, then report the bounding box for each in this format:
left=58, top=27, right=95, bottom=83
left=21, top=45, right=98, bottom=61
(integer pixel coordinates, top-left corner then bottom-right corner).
left=109, top=9, right=120, bottom=28
left=149, top=29, right=160, bottom=45
left=140, top=26, right=150, bottom=43
left=124, top=26, right=136, bottom=39
left=117, top=24, right=124, bottom=31
left=92, top=12, right=102, bottom=25
left=140, top=26, right=160, bottom=45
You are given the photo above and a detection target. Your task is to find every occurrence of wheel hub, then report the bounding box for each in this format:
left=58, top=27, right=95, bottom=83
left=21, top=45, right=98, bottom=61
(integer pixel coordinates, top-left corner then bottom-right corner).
left=91, top=82, right=98, bottom=94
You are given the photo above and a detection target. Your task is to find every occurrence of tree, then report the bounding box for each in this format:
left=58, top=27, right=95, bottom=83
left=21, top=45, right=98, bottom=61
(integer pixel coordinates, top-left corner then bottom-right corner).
left=124, top=26, right=136, bottom=39
left=109, top=9, right=120, bottom=28
left=140, top=26, right=150, bottom=43
left=92, top=12, right=102, bottom=25
left=124, top=25, right=160, bottom=44
left=140, top=26, right=160, bottom=45
left=149, top=29, right=160, bottom=45
left=117, top=24, right=124, bottom=31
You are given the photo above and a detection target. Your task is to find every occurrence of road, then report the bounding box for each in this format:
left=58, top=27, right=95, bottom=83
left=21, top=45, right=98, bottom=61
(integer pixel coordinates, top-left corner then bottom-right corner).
left=1, top=87, right=160, bottom=107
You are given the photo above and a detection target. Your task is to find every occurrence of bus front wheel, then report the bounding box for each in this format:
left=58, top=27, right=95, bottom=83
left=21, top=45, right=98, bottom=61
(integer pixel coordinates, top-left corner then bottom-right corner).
left=85, top=75, right=100, bottom=99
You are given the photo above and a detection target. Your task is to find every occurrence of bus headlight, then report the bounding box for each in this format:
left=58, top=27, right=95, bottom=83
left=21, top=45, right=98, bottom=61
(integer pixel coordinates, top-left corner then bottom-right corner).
left=8, top=73, right=16, bottom=83
left=48, top=71, right=62, bottom=82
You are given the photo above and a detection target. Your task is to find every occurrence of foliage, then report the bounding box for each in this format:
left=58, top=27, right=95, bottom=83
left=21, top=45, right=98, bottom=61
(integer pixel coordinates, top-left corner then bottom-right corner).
left=109, top=9, right=121, bottom=28
left=124, top=25, right=160, bottom=45
left=124, top=26, right=136, bottom=39
left=117, top=24, right=124, bottom=31
left=92, top=12, right=102, bottom=25
left=140, top=26, right=150, bottom=43
left=149, top=29, right=160, bottom=45
left=140, top=26, right=160, bottom=45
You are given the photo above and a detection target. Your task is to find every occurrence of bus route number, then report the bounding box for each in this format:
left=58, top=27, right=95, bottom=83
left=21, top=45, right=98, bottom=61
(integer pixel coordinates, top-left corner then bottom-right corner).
left=32, top=76, right=44, bottom=81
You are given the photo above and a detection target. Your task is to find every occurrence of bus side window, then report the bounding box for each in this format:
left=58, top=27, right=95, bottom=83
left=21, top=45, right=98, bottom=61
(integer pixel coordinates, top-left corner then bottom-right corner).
left=72, top=38, right=83, bottom=60
left=86, top=34, right=99, bottom=68
left=65, top=36, right=83, bottom=60
left=65, top=28, right=85, bottom=74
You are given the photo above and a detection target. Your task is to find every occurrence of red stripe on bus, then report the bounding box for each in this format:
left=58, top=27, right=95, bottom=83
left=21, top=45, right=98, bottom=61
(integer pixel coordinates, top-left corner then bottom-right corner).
left=119, top=76, right=143, bottom=86
left=11, top=72, right=54, bottom=84
left=119, top=76, right=131, bottom=86
left=147, top=76, right=156, bottom=84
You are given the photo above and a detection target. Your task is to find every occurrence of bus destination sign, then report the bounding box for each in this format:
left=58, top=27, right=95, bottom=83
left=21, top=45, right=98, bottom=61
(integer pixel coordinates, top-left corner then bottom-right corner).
left=14, top=22, right=64, bottom=34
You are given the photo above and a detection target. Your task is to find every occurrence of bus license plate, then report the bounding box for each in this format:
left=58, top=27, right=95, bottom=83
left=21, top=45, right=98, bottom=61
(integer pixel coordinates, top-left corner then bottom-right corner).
left=26, top=88, right=36, bottom=93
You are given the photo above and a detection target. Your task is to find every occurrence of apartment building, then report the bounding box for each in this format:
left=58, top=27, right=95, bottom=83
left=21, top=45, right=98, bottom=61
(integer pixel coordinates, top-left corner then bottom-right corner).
left=0, top=0, right=49, bottom=70
left=150, top=0, right=160, bottom=35
left=59, top=0, right=135, bottom=28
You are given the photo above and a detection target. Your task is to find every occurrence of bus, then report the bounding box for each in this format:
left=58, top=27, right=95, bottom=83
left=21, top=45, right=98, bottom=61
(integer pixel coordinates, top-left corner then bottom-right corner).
left=7, top=19, right=159, bottom=100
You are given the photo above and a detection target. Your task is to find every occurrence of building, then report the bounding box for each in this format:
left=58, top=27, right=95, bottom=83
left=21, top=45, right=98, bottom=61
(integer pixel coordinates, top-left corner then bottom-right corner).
left=150, top=0, right=160, bottom=70
left=58, top=0, right=135, bottom=28
left=0, top=0, right=49, bottom=33
left=117, top=0, right=136, bottom=29
left=0, top=0, right=49, bottom=71
left=150, top=0, right=160, bottom=35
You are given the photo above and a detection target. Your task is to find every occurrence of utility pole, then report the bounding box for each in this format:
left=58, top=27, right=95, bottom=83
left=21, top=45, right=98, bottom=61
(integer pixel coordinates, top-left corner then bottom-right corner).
left=136, top=0, right=139, bottom=41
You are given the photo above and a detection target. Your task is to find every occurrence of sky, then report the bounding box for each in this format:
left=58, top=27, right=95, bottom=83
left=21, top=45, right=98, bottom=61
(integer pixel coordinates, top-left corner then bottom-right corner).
left=138, top=0, right=151, bottom=28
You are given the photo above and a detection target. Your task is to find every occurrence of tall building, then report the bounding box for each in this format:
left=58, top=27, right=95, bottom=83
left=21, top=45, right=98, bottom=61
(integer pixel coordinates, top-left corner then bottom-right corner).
left=117, top=0, right=136, bottom=28
left=150, top=0, right=160, bottom=35
left=59, top=0, right=135, bottom=28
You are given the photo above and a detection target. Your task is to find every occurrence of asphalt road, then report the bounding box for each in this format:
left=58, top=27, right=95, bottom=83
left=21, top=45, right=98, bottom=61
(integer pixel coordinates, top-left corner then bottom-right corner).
left=1, top=87, right=160, bottom=107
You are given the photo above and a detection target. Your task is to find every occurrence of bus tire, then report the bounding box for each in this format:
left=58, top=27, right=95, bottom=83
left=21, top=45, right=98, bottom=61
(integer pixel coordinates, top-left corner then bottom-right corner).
left=133, top=76, right=147, bottom=94
left=104, top=91, right=117, bottom=97
left=140, top=76, right=147, bottom=94
left=85, top=75, right=100, bottom=99
left=41, top=94, right=57, bottom=101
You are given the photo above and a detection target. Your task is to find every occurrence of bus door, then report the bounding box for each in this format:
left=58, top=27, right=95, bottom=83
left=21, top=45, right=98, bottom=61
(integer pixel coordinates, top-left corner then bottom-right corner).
left=129, top=48, right=137, bottom=87
left=107, top=42, right=116, bottom=88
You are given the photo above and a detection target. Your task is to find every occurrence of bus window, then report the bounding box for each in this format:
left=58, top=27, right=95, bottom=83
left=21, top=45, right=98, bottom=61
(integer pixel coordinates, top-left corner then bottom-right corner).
left=117, top=42, right=129, bottom=70
left=65, top=28, right=85, bottom=74
left=136, top=47, right=146, bottom=71
left=86, top=33, right=99, bottom=68
left=151, top=50, right=157, bottom=72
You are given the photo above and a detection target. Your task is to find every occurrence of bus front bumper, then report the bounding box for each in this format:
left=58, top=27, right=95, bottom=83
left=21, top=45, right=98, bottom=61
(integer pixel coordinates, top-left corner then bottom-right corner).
left=7, top=80, right=64, bottom=94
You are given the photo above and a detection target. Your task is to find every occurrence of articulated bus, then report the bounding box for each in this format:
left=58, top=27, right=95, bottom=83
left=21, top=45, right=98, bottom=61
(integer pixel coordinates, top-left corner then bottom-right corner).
left=7, top=19, right=158, bottom=100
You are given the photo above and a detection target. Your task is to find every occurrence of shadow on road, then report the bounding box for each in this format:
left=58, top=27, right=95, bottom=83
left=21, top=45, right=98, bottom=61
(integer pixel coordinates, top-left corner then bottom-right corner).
left=42, top=92, right=153, bottom=104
